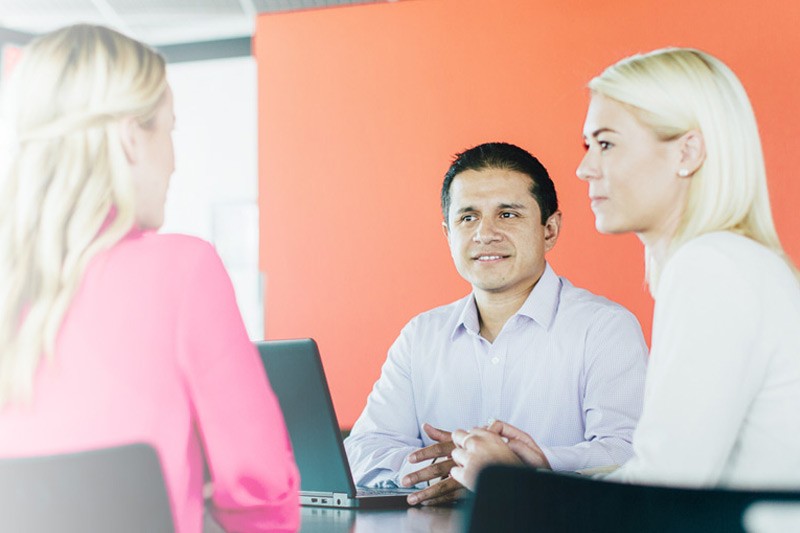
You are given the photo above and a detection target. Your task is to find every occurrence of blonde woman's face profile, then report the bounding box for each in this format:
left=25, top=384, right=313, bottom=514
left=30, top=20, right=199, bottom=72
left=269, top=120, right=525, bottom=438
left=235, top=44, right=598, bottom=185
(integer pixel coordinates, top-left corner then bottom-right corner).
left=576, top=94, right=689, bottom=246
left=129, top=85, right=176, bottom=230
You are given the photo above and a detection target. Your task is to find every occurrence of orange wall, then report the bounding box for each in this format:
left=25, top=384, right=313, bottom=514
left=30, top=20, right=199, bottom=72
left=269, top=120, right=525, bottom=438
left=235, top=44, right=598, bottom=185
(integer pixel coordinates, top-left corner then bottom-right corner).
left=255, top=0, right=800, bottom=428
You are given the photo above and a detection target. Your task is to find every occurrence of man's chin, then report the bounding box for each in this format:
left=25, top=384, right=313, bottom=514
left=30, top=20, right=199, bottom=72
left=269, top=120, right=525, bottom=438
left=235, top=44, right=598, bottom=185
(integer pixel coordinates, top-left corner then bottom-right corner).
left=472, top=282, right=512, bottom=294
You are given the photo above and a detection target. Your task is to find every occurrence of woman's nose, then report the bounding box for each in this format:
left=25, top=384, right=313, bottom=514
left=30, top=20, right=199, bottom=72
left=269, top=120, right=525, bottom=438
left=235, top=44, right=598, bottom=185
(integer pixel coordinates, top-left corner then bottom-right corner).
left=576, top=150, right=599, bottom=181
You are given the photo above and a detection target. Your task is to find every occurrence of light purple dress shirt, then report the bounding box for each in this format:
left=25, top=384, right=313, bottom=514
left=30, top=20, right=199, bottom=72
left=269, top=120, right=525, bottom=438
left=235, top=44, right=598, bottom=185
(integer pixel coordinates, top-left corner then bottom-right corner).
left=344, top=263, right=648, bottom=487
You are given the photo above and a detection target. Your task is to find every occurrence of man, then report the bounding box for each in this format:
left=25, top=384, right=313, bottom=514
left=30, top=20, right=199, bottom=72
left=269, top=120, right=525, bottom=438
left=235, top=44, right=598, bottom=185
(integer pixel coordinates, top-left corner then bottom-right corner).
left=343, top=142, right=647, bottom=505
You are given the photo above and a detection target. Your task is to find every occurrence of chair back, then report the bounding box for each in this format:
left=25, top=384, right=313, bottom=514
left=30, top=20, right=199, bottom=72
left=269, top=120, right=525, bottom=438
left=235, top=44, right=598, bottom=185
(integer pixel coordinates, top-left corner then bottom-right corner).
left=0, top=443, right=174, bottom=532
left=466, top=465, right=800, bottom=533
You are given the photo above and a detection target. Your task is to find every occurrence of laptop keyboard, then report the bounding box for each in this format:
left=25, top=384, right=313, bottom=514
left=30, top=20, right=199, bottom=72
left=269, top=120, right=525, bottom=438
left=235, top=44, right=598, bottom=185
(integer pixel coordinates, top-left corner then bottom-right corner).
left=356, top=486, right=415, bottom=497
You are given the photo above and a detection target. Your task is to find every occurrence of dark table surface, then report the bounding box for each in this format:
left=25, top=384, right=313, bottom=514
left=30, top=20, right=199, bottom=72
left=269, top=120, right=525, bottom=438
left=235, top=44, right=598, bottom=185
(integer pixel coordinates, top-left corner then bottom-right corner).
left=299, top=502, right=468, bottom=532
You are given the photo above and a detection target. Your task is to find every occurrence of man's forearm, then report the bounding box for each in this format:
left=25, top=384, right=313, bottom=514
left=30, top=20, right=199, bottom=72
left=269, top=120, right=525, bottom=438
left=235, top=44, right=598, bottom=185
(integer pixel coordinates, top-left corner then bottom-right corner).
left=344, top=433, right=425, bottom=486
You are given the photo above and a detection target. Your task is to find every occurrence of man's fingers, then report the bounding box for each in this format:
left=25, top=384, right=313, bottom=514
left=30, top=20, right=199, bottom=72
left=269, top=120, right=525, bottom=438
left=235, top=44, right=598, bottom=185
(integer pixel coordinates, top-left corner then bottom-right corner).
left=406, top=477, right=464, bottom=506
left=420, top=487, right=468, bottom=506
left=423, top=423, right=452, bottom=442
left=401, top=459, right=456, bottom=486
left=408, top=440, right=456, bottom=463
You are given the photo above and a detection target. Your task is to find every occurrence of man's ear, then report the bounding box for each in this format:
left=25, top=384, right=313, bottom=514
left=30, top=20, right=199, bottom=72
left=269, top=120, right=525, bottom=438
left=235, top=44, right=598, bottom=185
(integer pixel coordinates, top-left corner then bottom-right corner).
left=543, top=211, right=562, bottom=253
left=441, top=220, right=450, bottom=241
left=118, top=117, right=139, bottom=165
left=677, top=129, right=706, bottom=177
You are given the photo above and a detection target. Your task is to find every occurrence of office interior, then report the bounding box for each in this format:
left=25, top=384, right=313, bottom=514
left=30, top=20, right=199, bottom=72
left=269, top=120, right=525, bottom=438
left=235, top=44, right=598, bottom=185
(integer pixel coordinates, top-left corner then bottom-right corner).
left=0, top=3, right=798, bottom=529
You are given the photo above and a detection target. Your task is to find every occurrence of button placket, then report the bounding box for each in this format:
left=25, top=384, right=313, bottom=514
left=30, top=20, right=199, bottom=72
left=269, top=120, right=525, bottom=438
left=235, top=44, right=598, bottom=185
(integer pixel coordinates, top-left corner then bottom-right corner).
left=481, top=338, right=506, bottom=423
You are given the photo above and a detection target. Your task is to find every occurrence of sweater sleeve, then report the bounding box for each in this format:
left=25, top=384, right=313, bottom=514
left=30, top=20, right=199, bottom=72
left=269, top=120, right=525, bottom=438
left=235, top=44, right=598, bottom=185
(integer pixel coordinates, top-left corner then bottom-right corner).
left=610, top=239, right=762, bottom=487
left=176, top=242, right=300, bottom=532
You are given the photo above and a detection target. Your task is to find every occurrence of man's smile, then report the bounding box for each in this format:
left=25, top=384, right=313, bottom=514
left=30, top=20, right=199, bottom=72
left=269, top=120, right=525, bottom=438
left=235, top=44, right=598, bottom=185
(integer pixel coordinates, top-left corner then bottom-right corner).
left=472, top=253, right=511, bottom=262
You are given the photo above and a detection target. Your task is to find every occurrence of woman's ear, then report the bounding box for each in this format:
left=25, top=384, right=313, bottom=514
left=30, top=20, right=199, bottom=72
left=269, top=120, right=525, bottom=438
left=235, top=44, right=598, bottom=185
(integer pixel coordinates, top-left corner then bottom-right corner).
left=678, top=129, right=706, bottom=176
left=118, top=117, right=138, bottom=165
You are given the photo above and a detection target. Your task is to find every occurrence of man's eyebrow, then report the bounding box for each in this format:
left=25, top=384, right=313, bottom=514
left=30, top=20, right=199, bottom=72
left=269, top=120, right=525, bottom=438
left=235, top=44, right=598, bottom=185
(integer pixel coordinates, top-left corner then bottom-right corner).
left=498, top=203, right=527, bottom=210
left=454, top=202, right=529, bottom=215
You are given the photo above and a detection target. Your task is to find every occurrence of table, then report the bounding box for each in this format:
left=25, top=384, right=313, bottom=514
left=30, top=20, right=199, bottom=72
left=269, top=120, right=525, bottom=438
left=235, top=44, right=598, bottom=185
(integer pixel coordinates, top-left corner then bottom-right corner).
left=300, top=503, right=468, bottom=532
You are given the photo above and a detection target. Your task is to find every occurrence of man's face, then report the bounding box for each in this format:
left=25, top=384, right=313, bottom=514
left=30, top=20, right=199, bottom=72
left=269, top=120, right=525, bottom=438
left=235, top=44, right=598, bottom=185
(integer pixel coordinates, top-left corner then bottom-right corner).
left=443, top=167, right=559, bottom=299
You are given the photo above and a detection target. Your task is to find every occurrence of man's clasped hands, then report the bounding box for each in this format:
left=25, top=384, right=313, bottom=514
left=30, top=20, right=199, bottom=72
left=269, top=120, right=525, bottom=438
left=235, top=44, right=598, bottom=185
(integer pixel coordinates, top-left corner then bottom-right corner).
left=401, top=421, right=551, bottom=505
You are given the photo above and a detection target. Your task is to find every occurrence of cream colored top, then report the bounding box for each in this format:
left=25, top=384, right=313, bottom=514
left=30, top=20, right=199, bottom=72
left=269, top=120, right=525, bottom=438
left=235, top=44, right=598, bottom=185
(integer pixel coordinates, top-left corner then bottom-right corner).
left=610, top=232, right=800, bottom=489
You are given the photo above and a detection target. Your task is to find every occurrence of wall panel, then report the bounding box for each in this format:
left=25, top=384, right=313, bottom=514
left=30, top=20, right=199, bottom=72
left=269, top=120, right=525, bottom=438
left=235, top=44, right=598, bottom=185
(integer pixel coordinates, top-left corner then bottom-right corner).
left=256, top=0, right=800, bottom=427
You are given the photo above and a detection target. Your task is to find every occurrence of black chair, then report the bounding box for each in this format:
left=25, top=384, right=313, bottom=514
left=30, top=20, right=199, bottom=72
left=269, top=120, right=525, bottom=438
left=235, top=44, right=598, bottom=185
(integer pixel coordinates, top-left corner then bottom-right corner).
left=465, top=465, right=800, bottom=533
left=0, top=443, right=174, bottom=532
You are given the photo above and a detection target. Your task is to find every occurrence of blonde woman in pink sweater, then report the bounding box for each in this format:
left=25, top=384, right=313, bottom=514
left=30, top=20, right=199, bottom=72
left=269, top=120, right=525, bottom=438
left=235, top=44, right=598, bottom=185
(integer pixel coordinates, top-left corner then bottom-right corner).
left=0, top=24, right=299, bottom=532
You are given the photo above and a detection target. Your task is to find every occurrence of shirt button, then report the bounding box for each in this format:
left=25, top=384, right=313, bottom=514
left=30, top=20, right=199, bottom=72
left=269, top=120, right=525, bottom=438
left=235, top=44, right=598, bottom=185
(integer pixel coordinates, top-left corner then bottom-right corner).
left=491, top=357, right=500, bottom=365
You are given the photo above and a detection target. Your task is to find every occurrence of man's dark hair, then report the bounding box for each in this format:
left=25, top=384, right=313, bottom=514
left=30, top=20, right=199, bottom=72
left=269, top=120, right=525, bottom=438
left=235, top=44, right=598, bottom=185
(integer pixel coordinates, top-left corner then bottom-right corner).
left=441, top=142, right=558, bottom=225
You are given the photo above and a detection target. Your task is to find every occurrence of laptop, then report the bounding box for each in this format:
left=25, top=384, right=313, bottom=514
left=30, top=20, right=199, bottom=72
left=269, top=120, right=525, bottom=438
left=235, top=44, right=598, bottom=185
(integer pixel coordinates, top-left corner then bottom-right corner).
left=256, top=338, right=415, bottom=508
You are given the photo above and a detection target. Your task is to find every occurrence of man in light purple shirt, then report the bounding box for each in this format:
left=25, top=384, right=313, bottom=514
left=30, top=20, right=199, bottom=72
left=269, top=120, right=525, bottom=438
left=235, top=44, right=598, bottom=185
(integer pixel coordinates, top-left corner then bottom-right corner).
left=343, top=142, right=647, bottom=505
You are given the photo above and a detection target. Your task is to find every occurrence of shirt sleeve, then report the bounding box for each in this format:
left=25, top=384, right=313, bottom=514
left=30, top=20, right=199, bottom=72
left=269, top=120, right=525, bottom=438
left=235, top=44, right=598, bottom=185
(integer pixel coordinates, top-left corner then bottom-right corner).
left=176, top=242, right=300, bottom=531
left=343, top=320, right=430, bottom=488
left=540, top=304, right=648, bottom=471
left=609, top=241, right=761, bottom=486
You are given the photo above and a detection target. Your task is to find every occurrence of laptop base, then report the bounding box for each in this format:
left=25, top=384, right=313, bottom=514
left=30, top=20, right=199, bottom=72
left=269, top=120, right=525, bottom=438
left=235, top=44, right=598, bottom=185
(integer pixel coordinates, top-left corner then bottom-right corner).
left=301, top=491, right=414, bottom=508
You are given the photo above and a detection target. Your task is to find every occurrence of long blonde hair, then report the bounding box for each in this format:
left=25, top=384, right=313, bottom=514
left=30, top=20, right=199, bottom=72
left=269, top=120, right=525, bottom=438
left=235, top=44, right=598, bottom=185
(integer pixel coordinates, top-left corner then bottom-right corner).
left=0, top=25, right=166, bottom=407
left=588, top=47, right=797, bottom=287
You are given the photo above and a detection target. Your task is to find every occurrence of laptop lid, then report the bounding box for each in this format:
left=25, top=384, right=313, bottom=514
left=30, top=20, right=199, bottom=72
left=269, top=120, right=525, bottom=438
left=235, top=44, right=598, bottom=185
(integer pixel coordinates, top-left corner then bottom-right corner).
left=257, top=339, right=413, bottom=508
left=256, top=339, right=357, bottom=499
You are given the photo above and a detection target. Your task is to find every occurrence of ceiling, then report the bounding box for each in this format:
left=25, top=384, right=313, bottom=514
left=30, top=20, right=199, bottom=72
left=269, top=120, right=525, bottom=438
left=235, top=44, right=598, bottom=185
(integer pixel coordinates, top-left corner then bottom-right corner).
left=0, top=0, right=401, bottom=46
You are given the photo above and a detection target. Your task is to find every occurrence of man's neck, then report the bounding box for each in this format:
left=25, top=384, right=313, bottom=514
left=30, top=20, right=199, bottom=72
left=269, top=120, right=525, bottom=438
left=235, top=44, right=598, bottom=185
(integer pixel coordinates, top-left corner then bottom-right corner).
left=474, top=283, right=536, bottom=343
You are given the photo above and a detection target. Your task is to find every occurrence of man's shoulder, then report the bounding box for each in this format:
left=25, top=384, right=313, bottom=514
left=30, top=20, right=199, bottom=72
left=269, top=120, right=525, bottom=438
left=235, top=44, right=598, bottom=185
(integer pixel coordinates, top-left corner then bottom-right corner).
left=386, top=294, right=472, bottom=360
left=407, top=294, right=471, bottom=326
left=554, top=276, right=647, bottom=355
left=395, top=294, right=474, bottom=342
left=557, top=275, right=637, bottom=322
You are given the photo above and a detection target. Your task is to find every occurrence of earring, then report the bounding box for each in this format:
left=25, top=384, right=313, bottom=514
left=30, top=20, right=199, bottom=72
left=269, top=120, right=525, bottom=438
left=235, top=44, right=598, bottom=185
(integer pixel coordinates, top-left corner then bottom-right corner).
left=678, top=169, right=690, bottom=177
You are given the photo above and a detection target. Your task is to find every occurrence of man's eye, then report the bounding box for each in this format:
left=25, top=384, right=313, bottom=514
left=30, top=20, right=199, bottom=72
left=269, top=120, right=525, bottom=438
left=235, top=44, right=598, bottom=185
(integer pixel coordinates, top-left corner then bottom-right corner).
left=461, top=214, right=477, bottom=222
left=500, top=212, right=517, bottom=219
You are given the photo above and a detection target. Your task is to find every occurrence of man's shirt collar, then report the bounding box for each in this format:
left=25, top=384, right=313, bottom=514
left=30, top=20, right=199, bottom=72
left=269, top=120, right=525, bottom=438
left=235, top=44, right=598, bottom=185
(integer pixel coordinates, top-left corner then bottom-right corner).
left=451, top=263, right=561, bottom=340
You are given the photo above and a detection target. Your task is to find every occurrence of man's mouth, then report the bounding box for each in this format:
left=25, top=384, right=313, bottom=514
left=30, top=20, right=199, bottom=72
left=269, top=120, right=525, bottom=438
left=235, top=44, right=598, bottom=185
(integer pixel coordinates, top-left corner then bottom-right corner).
left=473, top=254, right=508, bottom=262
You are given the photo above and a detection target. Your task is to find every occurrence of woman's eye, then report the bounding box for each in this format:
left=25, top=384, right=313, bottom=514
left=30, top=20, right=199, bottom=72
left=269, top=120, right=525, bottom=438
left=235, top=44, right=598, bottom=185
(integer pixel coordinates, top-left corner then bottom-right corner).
left=599, top=140, right=612, bottom=150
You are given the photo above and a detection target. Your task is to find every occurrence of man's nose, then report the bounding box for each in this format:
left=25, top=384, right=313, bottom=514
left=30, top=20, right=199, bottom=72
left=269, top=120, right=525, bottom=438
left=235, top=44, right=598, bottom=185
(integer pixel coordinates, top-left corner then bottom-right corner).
left=473, top=218, right=501, bottom=243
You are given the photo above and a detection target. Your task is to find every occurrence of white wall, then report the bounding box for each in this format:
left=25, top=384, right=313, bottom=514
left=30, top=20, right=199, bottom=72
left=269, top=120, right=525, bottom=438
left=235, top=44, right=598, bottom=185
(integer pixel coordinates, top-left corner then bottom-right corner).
left=163, top=56, right=262, bottom=339
left=0, top=52, right=261, bottom=339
